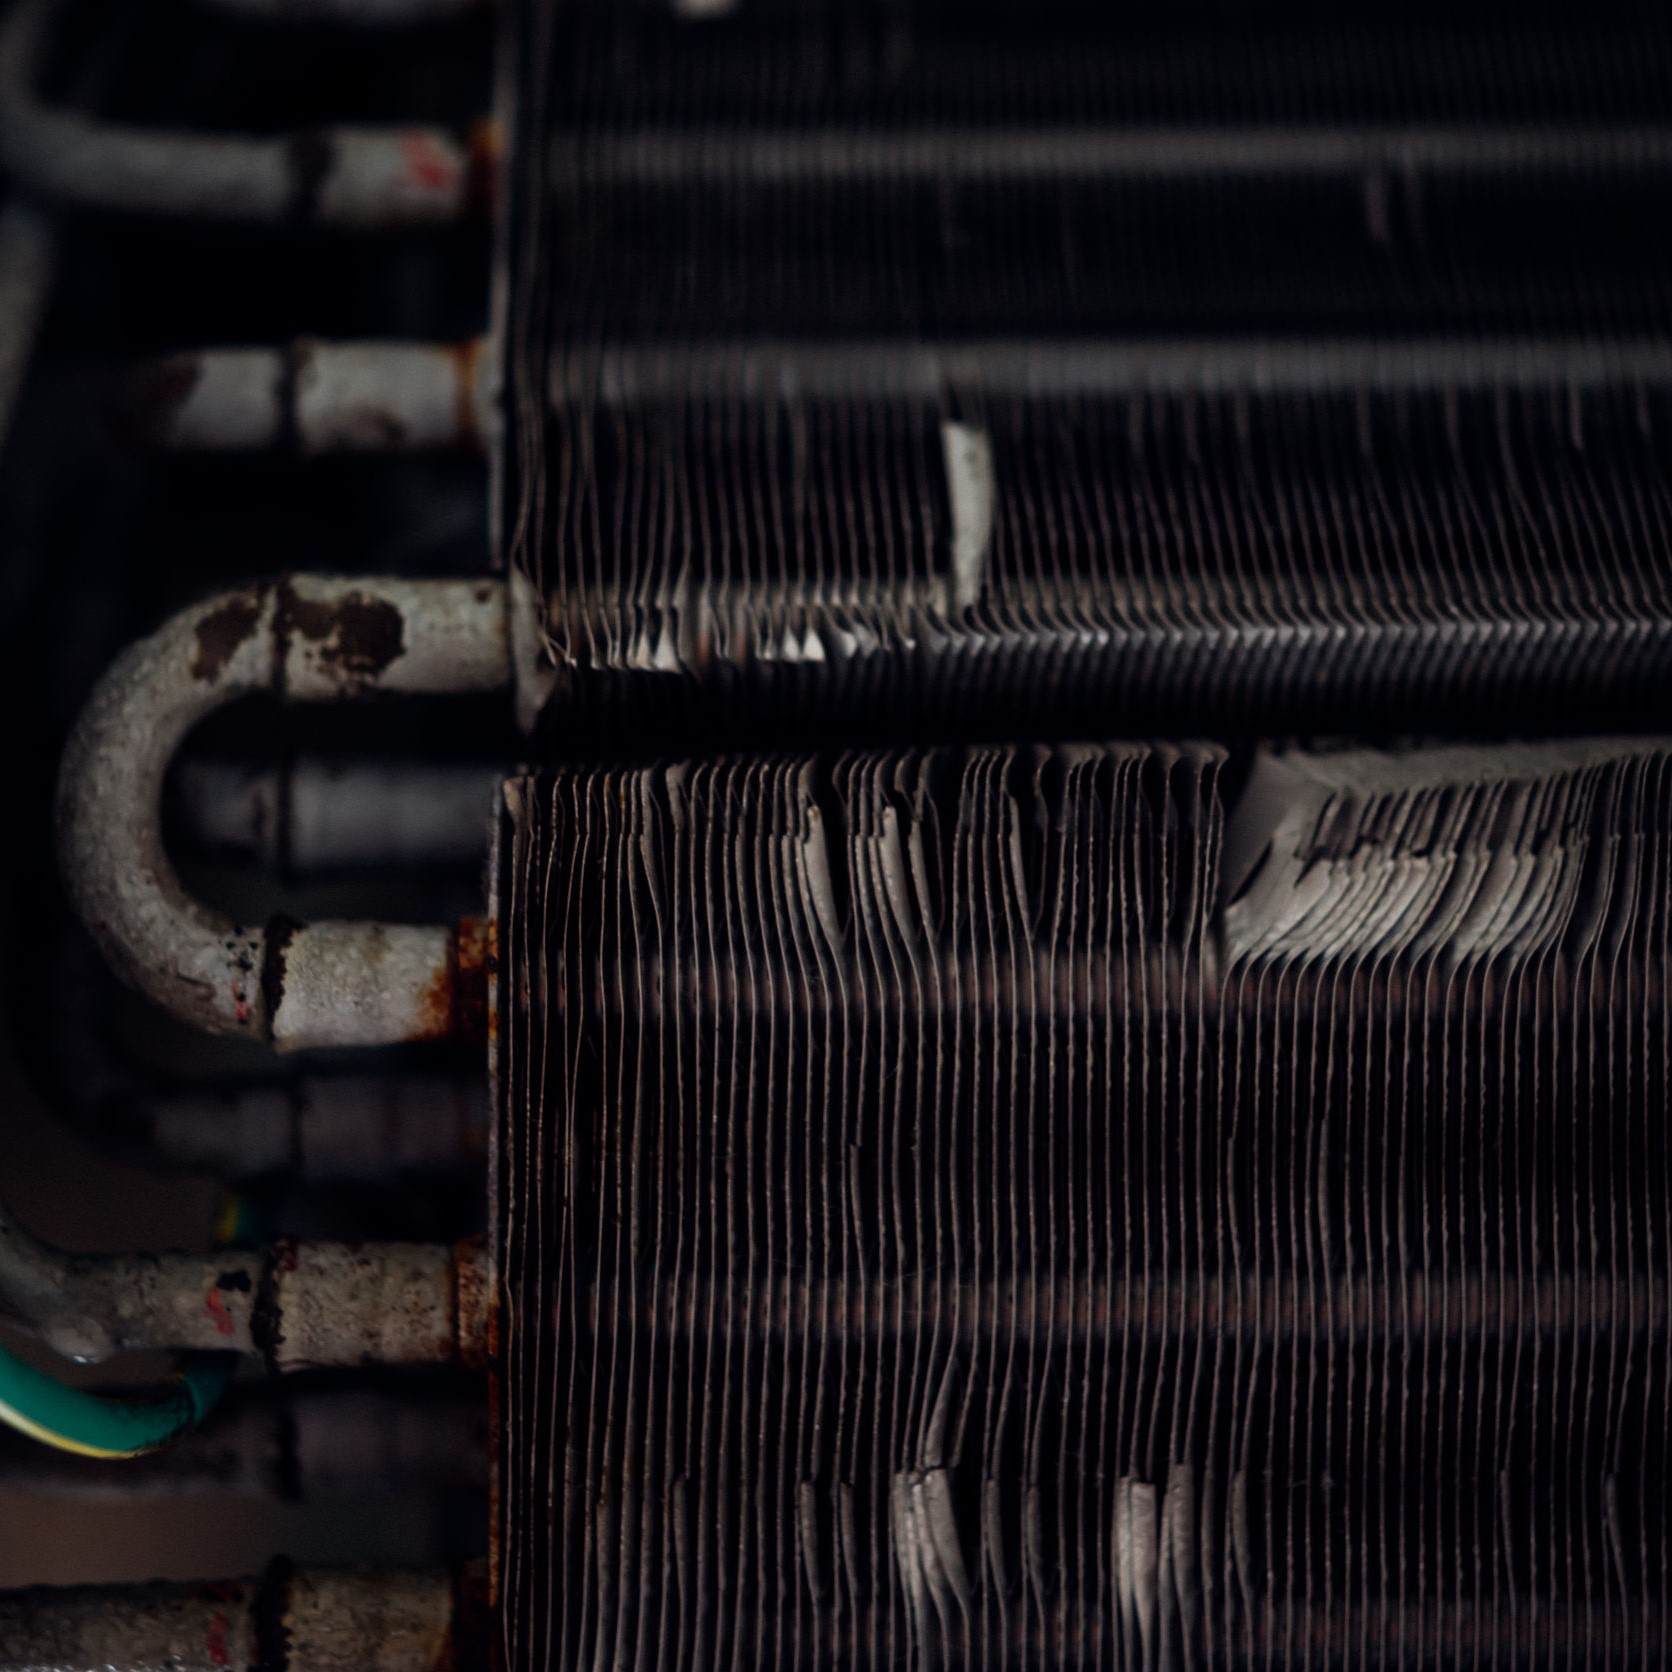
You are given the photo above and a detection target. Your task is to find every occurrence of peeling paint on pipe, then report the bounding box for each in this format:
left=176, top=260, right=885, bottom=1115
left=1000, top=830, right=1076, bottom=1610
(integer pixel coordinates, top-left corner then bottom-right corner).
left=56, top=576, right=509, bottom=1050
left=127, top=340, right=496, bottom=455
left=0, top=0, right=493, bottom=224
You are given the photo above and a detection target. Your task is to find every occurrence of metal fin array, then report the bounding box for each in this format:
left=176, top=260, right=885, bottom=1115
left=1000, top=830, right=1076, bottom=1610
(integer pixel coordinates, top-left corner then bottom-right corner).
left=521, top=374, right=1672, bottom=738
left=498, top=738, right=1672, bottom=1669
left=502, top=3, right=1672, bottom=739
left=520, top=7, right=1672, bottom=337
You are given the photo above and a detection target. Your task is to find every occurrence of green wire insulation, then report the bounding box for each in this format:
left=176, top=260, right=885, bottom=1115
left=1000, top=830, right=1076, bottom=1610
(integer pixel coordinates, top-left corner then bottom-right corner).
left=0, top=1336, right=237, bottom=1458
left=0, top=1188, right=248, bottom=1456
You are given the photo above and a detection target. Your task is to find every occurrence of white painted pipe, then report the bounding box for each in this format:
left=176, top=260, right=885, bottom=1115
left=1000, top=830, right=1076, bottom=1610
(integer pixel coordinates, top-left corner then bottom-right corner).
left=128, top=339, right=496, bottom=455
left=57, top=576, right=509, bottom=1050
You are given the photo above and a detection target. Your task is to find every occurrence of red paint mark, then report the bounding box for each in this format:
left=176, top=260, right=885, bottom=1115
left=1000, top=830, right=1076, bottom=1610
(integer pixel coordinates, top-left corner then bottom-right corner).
left=231, top=979, right=249, bottom=1025
left=206, top=1289, right=237, bottom=1338
left=402, top=132, right=459, bottom=194
left=206, top=1614, right=230, bottom=1667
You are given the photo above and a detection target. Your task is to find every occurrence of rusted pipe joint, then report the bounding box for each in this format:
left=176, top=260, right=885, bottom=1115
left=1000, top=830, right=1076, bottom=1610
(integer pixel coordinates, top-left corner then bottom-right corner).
left=56, top=576, right=508, bottom=1051
left=255, top=1236, right=489, bottom=1373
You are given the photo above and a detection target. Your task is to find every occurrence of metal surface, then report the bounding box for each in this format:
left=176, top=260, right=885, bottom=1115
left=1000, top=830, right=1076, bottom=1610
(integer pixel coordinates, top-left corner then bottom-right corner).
left=57, top=576, right=509, bottom=1050
left=0, top=1194, right=486, bottom=1369
left=256, top=1237, right=478, bottom=1374
left=514, top=50, right=1672, bottom=358
left=499, top=740, right=1672, bottom=1670
left=0, top=1382, right=483, bottom=1500
left=0, top=1196, right=263, bottom=1362
left=0, top=0, right=488, bottom=224
left=129, top=341, right=495, bottom=455
left=510, top=369, right=1672, bottom=740
left=505, top=7, right=1672, bottom=744
left=0, top=1564, right=462, bottom=1672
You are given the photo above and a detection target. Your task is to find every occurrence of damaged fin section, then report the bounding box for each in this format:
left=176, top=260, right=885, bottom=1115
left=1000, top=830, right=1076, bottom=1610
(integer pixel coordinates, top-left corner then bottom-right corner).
left=502, top=739, right=1672, bottom=1666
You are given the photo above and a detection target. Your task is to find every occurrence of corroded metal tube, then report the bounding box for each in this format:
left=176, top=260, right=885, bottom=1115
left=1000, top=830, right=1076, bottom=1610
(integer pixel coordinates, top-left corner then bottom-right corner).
left=0, top=0, right=490, bottom=224
left=0, top=1192, right=489, bottom=1369
left=56, top=576, right=508, bottom=1050
left=127, top=340, right=495, bottom=456
left=0, top=1564, right=466, bottom=1672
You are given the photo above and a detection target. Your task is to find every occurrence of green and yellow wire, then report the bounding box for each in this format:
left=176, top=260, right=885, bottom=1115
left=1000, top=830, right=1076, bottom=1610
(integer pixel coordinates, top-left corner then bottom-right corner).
left=0, top=1340, right=235, bottom=1458
left=0, top=1187, right=248, bottom=1457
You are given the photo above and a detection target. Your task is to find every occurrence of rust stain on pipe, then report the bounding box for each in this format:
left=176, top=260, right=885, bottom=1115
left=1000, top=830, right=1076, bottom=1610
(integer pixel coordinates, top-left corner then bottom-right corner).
left=452, top=1234, right=492, bottom=1372
left=190, top=589, right=265, bottom=683
left=414, top=953, right=456, bottom=1044
left=413, top=917, right=495, bottom=1046
left=449, top=337, right=482, bottom=452
left=275, top=580, right=406, bottom=688
left=465, top=118, right=501, bottom=216
left=454, top=916, right=494, bottom=1045
left=399, top=130, right=460, bottom=197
